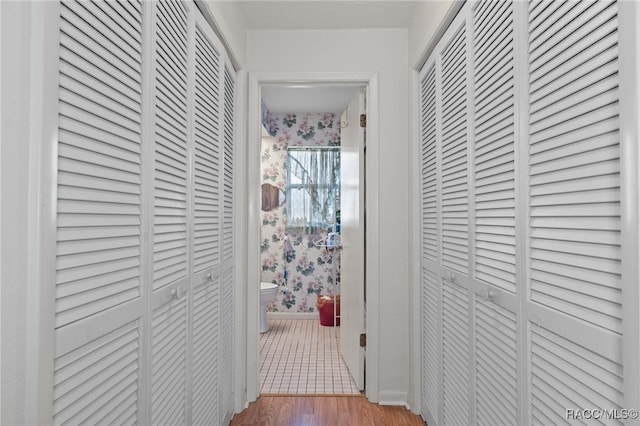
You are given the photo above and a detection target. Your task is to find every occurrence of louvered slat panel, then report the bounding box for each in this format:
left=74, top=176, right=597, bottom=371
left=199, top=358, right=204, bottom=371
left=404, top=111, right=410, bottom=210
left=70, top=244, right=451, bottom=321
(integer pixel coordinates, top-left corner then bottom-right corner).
left=193, top=26, right=222, bottom=273
left=528, top=0, right=622, bottom=334
left=475, top=300, right=517, bottom=426
left=530, top=324, right=623, bottom=426
left=222, top=67, right=235, bottom=263
left=220, top=268, right=235, bottom=421
left=220, top=68, right=234, bottom=425
left=442, top=281, right=469, bottom=425
left=192, top=280, right=220, bottom=425
left=153, top=0, right=189, bottom=291
left=440, top=27, right=469, bottom=274
left=421, top=268, right=439, bottom=421
left=56, top=0, right=143, bottom=329
left=473, top=0, right=516, bottom=294
left=421, top=66, right=438, bottom=264
left=151, top=298, right=187, bottom=425
left=53, top=321, right=140, bottom=425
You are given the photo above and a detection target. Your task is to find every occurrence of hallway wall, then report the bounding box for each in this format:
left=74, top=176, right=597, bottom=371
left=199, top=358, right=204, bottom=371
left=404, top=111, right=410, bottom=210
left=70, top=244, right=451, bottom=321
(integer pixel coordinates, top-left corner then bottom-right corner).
left=248, top=28, right=410, bottom=403
left=408, top=0, right=453, bottom=67
left=204, top=1, right=247, bottom=68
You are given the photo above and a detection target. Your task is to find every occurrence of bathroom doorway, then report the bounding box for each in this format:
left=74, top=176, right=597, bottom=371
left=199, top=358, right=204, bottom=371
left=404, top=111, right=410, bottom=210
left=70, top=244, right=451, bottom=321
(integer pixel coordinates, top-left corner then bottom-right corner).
left=246, top=71, right=379, bottom=402
left=256, top=83, right=366, bottom=395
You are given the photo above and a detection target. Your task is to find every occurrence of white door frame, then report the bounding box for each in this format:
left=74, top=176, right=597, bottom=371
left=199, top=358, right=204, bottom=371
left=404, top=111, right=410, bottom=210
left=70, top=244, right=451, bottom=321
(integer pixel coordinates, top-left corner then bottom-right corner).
left=1, top=2, right=59, bottom=424
left=619, top=0, right=640, bottom=413
left=245, top=71, right=380, bottom=403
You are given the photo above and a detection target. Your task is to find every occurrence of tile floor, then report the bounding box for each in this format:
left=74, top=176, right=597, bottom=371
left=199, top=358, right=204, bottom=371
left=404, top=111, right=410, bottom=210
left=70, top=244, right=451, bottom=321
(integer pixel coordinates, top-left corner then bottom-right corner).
left=259, top=318, right=361, bottom=395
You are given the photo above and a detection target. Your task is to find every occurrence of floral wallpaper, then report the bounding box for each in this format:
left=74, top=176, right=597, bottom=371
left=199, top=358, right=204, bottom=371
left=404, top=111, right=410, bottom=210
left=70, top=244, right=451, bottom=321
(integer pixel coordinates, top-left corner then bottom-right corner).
left=261, top=111, right=341, bottom=313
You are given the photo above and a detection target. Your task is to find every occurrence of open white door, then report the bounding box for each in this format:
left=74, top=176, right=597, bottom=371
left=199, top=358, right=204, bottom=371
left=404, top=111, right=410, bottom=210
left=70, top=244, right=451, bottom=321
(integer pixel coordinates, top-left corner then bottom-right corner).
left=339, top=88, right=366, bottom=390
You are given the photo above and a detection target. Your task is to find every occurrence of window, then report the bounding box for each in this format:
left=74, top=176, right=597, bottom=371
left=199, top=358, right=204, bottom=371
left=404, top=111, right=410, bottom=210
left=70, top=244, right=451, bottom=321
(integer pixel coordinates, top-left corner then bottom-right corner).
left=286, top=147, right=340, bottom=233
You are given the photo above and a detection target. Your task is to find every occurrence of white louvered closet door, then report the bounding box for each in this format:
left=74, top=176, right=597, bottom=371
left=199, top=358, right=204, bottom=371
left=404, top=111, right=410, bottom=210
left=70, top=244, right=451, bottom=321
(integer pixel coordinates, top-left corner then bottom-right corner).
left=150, top=1, right=190, bottom=423
left=439, top=22, right=472, bottom=426
left=419, top=0, right=630, bottom=425
left=190, top=13, right=224, bottom=426
left=526, top=1, right=624, bottom=423
left=471, top=1, right=519, bottom=425
left=54, top=1, right=237, bottom=424
left=54, top=0, right=145, bottom=424
left=420, top=62, right=441, bottom=426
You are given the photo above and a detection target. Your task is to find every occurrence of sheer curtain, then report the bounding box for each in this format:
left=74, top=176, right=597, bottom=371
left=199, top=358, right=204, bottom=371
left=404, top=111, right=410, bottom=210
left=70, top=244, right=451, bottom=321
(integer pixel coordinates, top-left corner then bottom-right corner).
left=286, top=147, right=340, bottom=234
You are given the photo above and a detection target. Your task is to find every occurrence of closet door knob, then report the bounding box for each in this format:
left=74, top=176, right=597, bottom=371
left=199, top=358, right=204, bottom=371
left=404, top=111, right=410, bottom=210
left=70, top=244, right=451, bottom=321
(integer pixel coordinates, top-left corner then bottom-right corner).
left=445, top=271, right=456, bottom=283
left=479, top=288, right=495, bottom=302
left=170, top=286, right=184, bottom=300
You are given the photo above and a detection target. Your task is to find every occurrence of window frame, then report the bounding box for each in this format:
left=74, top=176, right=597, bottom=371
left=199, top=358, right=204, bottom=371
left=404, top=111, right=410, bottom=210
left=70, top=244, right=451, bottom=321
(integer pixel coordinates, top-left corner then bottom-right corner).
left=285, top=146, right=340, bottom=233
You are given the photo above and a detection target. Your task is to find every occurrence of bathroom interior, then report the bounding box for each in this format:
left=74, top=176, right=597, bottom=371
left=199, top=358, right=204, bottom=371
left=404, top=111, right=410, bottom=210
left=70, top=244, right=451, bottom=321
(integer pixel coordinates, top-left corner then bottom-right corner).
left=258, top=84, right=363, bottom=395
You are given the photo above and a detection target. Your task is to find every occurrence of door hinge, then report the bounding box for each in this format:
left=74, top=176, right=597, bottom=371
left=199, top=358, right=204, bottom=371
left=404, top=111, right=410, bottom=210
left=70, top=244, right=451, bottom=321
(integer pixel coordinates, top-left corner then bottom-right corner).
left=359, top=333, right=366, bottom=347
left=360, top=114, right=366, bottom=128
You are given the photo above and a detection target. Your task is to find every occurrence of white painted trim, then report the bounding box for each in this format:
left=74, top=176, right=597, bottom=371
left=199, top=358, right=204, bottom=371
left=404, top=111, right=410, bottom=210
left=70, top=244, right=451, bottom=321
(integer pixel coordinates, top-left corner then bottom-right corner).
left=25, top=2, right=59, bottom=423
left=364, top=73, right=380, bottom=404
left=246, top=71, right=380, bottom=404
left=408, top=67, right=422, bottom=415
left=266, top=312, right=317, bottom=320
left=512, top=2, right=532, bottom=425
left=246, top=73, right=262, bottom=403
left=378, top=391, right=409, bottom=407
left=233, top=68, right=249, bottom=414
left=618, top=0, right=640, bottom=417
left=365, top=73, right=380, bottom=402
left=0, top=2, right=3, bottom=417
left=1, top=2, right=59, bottom=422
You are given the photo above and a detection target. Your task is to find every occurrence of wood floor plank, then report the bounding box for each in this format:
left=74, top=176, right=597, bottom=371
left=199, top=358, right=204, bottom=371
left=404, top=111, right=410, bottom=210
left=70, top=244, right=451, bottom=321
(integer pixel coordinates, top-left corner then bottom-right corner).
left=230, top=396, right=426, bottom=426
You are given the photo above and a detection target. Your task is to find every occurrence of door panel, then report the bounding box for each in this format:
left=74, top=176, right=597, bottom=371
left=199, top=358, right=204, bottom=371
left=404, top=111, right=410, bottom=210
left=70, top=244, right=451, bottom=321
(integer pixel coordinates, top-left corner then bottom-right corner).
left=418, top=1, right=628, bottom=425
left=473, top=0, right=516, bottom=295
left=54, top=1, right=145, bottom=423
left=151, top=298, right=188, bottom=425
left=339, top=88, right=366, bottom=390
left=440, top=25, right=469, bottom=276
left=54, top=1, right=236, bottom=424
left=153, top=0, right=189, bottom=293
left=441, top=281, right=469, bottom=426
left=474, top=300, right=517, bottom=426
left=53, top=321, right=141, bottom=425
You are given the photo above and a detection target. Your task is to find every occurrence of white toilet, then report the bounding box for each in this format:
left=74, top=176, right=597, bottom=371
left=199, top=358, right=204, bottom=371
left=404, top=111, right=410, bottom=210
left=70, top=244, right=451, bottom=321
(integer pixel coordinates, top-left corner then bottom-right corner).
left=260, top=282, right=279, bottom=333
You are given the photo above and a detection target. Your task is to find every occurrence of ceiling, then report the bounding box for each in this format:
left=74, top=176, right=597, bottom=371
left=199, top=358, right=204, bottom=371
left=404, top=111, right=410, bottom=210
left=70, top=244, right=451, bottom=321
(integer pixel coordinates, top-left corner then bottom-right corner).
left=242, top=1, right=420, bottom=114
left=238, top=1, right=421, bottom=31
left=261, top=84, right=362, bottom=114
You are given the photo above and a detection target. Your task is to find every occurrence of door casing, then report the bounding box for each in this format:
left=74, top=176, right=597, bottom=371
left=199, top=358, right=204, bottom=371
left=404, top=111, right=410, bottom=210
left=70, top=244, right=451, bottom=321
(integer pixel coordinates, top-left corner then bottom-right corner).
left=245, top=72, right=380, bottom=403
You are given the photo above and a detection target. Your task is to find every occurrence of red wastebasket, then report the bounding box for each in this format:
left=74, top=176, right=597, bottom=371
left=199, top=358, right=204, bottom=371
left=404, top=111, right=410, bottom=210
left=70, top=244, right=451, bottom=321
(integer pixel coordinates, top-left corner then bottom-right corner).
left=316, top=295, right=340, bottom=326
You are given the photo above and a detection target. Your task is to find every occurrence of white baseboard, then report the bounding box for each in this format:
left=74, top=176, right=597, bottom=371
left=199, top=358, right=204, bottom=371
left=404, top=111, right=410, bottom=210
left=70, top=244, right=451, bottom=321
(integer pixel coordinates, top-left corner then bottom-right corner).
left=266, top=312, right=317, bottom=320
left=377, top=391, right=409, bottom=407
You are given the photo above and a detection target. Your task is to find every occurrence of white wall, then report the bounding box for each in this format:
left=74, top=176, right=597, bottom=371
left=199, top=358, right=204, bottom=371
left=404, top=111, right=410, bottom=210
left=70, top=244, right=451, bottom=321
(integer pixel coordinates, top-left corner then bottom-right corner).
left=1, top=4, right=30, bottom=423
left=205, top=1, right=247, bottom=69
left=408, top=0, right=454, bottom=68
left=247, top=28, right=410, bottom=402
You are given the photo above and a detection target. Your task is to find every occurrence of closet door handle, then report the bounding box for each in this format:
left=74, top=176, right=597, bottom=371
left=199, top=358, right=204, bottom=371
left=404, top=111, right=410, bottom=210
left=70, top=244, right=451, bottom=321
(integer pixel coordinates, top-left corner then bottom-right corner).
left=444, top=271, right=456, bottom=284
left=170, top=286, right=185, bottom=300
left=479, top=288, right=495, bottom=303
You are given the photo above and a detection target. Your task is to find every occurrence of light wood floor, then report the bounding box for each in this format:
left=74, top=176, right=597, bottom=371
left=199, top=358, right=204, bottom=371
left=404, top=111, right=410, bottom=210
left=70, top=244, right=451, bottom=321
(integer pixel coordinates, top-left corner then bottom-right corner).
left=230, top=395, right=427, bottom=426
